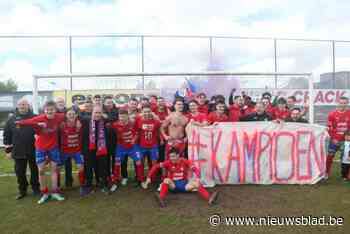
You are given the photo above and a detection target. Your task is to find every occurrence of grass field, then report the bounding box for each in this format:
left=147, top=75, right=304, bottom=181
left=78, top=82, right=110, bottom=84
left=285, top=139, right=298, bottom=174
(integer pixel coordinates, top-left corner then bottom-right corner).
left=0, top=150, right=350, bottom=234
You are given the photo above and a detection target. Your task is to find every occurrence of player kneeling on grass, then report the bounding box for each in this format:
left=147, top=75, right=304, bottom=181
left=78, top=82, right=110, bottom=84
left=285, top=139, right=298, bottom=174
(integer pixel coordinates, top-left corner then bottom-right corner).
left=110, top=109, right=145, bottom=192
left=142, top=148, right=218, bottom=207
left=17, top=101, right=65, bottom=204
left=59, top=108, right=85, bottom=195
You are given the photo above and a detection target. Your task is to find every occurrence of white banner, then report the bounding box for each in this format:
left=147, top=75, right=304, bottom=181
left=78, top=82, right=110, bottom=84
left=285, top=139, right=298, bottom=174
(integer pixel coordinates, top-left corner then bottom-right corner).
left=186, top=122, right=329, bottom=186
left=239, top=89, right=349, bottom=106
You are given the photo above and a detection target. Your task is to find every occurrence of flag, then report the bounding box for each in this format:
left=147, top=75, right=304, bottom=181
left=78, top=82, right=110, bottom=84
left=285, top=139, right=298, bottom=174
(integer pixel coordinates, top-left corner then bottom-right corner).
left=184, top=77, right=197, bottom=98
left=175, top=90, right=183, bottom=98
left=174, top=77, right=198, bottom=99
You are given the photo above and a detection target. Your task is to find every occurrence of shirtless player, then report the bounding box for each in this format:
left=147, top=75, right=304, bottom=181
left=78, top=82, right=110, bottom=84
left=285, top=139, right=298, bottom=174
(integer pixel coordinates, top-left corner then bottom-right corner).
left=161, top=99, right=189, bottom=159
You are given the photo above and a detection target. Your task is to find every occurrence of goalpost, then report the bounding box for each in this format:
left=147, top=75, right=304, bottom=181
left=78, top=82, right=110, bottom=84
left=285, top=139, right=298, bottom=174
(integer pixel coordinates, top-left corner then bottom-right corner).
left=32, top=72, right=314, bottom=123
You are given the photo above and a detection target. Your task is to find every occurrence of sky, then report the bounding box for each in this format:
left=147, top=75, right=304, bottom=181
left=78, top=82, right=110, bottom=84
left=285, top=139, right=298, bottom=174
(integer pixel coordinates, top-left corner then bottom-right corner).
left=0, top=0, right=350, bottom=91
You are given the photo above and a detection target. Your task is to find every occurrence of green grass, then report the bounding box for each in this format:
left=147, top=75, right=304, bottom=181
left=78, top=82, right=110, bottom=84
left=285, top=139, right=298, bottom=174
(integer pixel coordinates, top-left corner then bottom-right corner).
left=0, top=150, right=14, bottom=174
left=0, top=149, right=350, bottom=234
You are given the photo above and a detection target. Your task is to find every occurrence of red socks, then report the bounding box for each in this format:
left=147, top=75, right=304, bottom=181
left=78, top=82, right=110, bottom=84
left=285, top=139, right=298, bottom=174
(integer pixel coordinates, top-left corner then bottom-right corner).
left=159, top=183, right=168, bottom=200
left=41, top=187, right=49, bottom=195
left=78, top=170, right=85, bottom=186
left=112, top=164, right=121, bottom=183
left=197, top=185, right=210, bottom=201
left=147, top=159, right=153, bottom=171
left=111, top=163, right=143, bottom=183
left=326, top=155, right=334, bottom=176
left=136, top=163, right=145, bottom=182
left=161, top=169, right=166, bottom=181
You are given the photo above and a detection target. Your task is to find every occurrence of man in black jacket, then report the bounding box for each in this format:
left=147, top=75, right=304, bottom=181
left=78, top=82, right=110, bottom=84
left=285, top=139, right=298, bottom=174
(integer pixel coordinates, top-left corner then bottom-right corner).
left=240, top=101, right=272, bottom=121
left=3, top=98, right=40, bottom=199
left=103, top=96, right=118, bottom=182
left=80, top=105, right=110, bottom=194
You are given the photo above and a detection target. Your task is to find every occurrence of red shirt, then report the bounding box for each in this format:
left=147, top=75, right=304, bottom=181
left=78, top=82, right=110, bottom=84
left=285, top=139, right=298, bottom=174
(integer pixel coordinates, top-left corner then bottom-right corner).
left=148, top=158, right=200, bottom=181
left=271, top=107, right=290, bottom=120
left=155, top=108, right=169, bottom=121
left=198, top=103, right=209, bottom=114
left=128, top=111, right=141, bottom=124
left=136, top=118, right=161, bottom=148
left=243, top=105, right=255, bottom=116
left=18, top=113, right=65, bottom=151
left=150, top=103, right=158, bottom=113
left=60, top=122, right=81, bottom=154
left=187, top=112, right=208, bottom=123
left=229, top=105, right=243, bottom=122
left=112, top=121, right=137, bottom=149
left=327, top=110, right=350, bottom=141
left=265, top=104, right=275, bottom=115
left=207, top=112, right=229, bottom=124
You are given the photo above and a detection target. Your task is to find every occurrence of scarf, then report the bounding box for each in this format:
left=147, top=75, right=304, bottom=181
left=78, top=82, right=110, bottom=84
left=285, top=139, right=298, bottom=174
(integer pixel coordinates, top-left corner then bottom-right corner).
left=89, top=119, right=107, bottom=157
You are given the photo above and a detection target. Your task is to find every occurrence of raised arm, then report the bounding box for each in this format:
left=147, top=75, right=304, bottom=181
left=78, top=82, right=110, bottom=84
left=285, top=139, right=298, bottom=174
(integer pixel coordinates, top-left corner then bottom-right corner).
left=17, top=115, right=45, bottom=127
left=228, top=88, right=236, bottom=106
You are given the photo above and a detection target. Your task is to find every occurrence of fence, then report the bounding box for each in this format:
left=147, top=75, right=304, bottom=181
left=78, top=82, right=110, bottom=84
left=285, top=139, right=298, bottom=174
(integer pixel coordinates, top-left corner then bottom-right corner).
left=0, top=34, right=349, bottom=91
left=33, top=72, right=314, bottom=123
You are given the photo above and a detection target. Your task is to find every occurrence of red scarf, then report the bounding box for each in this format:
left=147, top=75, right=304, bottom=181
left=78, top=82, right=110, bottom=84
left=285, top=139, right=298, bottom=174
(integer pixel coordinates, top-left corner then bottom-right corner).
left=88, top=119, right=107, bottom=157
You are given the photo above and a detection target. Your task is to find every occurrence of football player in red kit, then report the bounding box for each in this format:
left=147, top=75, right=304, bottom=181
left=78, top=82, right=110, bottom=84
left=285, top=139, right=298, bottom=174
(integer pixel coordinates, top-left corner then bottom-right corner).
left=136, top=105, right=161, bottom=181
left=149, top=95, right=158, bottom=113
left=17, top=101, right=65, bottom=204
left=187, top=100, right=208, bottom=126
left=271, top=97, right=290, bottom=121
left=154, top=97, right=169, bottom=122
left=207, top=101, right=229, bottom=124
left=59, top=108, right=85, bottom=195
left=127, top=98, right=140, bottom=124
left=118, top=98, right=141, bottom=186
left=326, top=96, right=350, bottom=178
left=110, top=109, right=144, bottom=191
left=196, top=93, right=209, bottom=114
left=262, top=96, right=275, bottom=115
left=142, top=148, right=218, bottom=207
left=229, top=95, right=245, bottom=122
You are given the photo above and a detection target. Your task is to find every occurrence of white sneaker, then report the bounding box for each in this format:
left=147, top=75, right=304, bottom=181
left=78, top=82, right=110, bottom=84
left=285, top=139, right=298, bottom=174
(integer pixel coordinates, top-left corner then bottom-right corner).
left=324, top=174, right=329, bottom=180
left=110, top=184, right=118, bottom=192
left=51, top=193, right=65, bottom=201
left=121, top=178, right=128, bottom=186
left=37, top=194, right=50, bottom=204
left=141, top=182, right=148, bottom=190
left=157, top=184, right=161, bottom=192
